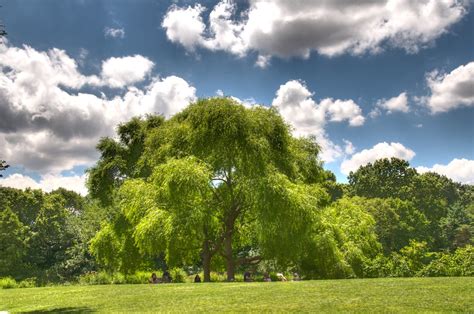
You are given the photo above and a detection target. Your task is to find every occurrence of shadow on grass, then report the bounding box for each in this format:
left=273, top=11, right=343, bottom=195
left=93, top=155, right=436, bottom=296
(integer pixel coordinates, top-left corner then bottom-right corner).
left=20, top=307, right=95, bottom=313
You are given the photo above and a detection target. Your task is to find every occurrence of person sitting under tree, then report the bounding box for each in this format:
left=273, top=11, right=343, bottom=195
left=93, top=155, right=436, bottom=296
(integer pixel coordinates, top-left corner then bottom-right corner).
left=194, top=274, right=201, bottom=283
left=263, top=272, right=272, bottom=282
left=244, top=271, right=253, bottom=282
left=276, top=273, right=287, bottom=281
left=162, top=270, right=172, bottom=283
left=149, top=273, right=161, bottom=284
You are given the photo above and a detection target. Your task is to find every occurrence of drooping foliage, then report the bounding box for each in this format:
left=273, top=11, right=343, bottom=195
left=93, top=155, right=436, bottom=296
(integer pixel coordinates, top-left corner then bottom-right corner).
left=87, top=115, right=165, bottom=205
left=299, top=197, right=381, bottom=279
left=90, top=98, right=331, bottom=281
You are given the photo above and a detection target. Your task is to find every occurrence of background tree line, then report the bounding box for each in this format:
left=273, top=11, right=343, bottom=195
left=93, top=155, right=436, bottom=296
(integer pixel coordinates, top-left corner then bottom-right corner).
left=1, top=98, right=472, bottom=284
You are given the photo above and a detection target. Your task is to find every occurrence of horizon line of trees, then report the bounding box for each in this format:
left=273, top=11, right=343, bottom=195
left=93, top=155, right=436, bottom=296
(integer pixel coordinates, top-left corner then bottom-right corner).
left=1, top=98, right=473, bottom=284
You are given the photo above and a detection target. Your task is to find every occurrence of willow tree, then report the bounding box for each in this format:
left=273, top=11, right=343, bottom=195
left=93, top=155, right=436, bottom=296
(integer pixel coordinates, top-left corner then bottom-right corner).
left=90, top=98, right=329, bottom=281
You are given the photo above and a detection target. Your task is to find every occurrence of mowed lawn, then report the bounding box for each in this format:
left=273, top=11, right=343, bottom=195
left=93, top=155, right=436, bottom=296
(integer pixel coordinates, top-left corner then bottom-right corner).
left=1, top=277, right=473, bottom=313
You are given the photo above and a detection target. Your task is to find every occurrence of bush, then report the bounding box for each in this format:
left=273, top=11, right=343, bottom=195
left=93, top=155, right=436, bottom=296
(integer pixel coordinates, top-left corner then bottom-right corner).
left=112, top=273, right=126, bottom=284
left=269, top=272, right=280, bottom=282
left=234, top=274, right=244, bottom=282
left=0, top=277, right=18, bottom=289
left=18, top=277, right=36, bottom=288
left=79, top=271, right=112, bottom=285
left=210, top=272, right=226, bottom=282
left=419, top=245, right=474, bottom=277
left=79, top=271, right=161, bottom=285
left=125, top=271, right=154, bottom=284
left=170, top=268, right=187, bottom=283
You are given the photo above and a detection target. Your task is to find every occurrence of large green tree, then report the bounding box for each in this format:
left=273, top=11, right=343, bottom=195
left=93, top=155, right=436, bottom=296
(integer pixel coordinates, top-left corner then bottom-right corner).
left=352, top=197, right=429, bottom=254
left=0, top=187, right=103, bottom=281
left=348, top=158, right=472, bottom=251
left=90, top=98, right=329, bottom=281
left=348, top=158, right=416, bottom=200
left=0, top=207, right=29, bottom=277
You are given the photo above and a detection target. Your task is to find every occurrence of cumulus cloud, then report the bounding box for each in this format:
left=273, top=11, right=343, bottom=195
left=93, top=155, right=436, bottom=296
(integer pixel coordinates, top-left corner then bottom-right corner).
left=101, top=55, right=154, bottom=88
left=340, top=142, right=416, bottom=175
left=424, top=61, right=474, bottom=113
left=162, top=4, right=207, bottom=52
left=374, top=92, right=409, bottom=115
left=0, top=173, right=88, bottom=195
left=162, top=0, right=468, bottom=62
left=271, top=80, right=364, bottom=162
left=417, top=158, right=474, bottom=185
left=321, top=99, right=365, bottom=126
left=343, top=139, right=355, bottom=155
left=104, top=27, right=125, bottom=39
left=255, top=55, right=270, bottom=68
left=0, top=44, right=197, bottom=176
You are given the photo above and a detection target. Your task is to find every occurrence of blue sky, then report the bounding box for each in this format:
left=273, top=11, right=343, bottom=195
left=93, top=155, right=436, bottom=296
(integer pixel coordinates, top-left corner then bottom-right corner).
left=0, top=0, right=473, bottom=194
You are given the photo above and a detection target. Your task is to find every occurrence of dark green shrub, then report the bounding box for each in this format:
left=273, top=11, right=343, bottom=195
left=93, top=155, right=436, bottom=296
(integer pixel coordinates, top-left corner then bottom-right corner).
left=18, top=277, right=36, bottom=288
left=170, top=268, right=187, bottom=283
left=419, top=245, right=473, bottom=277
left=78, top=271, right=113, bottom=285
left=125, top=271, right=154, bottom=284
left=0, top=277, right=18, bottom=289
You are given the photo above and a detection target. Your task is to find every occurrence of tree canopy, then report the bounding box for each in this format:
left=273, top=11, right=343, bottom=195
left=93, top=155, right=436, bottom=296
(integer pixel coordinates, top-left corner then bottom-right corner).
left=89, top=98, right=330, bottom=281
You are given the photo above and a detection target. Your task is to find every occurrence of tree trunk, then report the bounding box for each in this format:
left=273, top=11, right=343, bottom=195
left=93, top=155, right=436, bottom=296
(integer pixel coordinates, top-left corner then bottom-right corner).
left=224, top=233, right=235, bottom=281
left=202, top=240, right=212, bottom=282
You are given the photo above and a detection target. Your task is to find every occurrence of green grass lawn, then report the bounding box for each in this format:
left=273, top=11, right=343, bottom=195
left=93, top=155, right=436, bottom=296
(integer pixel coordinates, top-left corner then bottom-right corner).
left=0, top=277, right=473, bottom=313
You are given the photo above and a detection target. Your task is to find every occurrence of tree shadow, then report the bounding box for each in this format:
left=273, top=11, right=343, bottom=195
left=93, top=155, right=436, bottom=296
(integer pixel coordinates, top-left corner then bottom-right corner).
left=20, top=307, right=95, bottom=313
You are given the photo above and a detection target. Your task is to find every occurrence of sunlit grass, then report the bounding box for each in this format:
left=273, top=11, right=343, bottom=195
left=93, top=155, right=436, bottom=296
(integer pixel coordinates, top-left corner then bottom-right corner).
left=1, top=277, right=473, bottom=313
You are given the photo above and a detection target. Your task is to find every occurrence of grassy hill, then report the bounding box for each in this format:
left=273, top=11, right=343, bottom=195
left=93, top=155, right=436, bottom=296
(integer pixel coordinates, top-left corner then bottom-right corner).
left=1, top=277, right=473, bottom=312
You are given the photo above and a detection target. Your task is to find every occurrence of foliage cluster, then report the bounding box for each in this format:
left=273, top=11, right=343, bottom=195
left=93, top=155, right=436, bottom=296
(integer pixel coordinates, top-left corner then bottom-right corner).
left=0, top=187, right=108, bottom=284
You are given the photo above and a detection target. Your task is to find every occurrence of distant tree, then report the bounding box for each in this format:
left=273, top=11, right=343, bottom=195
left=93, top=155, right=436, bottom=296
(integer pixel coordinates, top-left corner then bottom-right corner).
left=352, top=197, right=429, bottom=254
left=0, top=160, right=9, bottom=177
left=0, top=186, right=101, bottom=281
left=49, top=188, right=85, bottom=214
left=348, top=158, right=417, bottom=199
left=29, top=195, right=75, bottom=276
left=440, top=202, right=472, bottom=250
left=409, top=172, right=460, bottom=221
left=348, top=159, right=470, bottom=251
left=0, top=207, right=29, bottom=278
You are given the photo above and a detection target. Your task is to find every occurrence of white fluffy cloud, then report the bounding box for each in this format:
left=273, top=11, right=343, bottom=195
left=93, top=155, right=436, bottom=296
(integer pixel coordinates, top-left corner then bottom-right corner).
left=0, top=173, right=88, bottom=195
left=162, top=0, right=468, bottom=62
left=271, top=80, right=364, bottom=162
left=343, top=139, right=355, bottom=155
left=101, top=55, right=154, bottom=88
left=162, top=4, right=207, bottom=52
left=417, top=158, right=474, bottom=185
left=0, top=44, right=197, bottom=178
left=374, top=92, right=409, bottom=115
left=104, top=27, right=125, bottom=39
left=425, top=61, right=474, bottom=113
left=340, top=142, right=416, bottom=175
